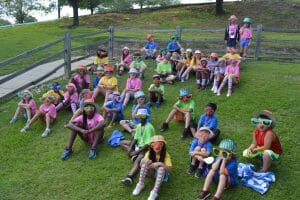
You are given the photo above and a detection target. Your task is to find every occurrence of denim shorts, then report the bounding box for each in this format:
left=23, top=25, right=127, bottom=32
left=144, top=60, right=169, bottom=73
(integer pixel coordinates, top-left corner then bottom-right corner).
left=226, top=39, right=237, bottom=47
left=240, top=39, right=250, bottom=47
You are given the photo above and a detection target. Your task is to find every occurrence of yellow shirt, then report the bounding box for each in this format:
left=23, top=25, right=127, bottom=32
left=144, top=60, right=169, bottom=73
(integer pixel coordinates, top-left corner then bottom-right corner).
left=98, top=76, right=118, bottom=91
left=144, top=151, right=172, bottom=168
left=222, top=53, right=242, bottom=60
left=94, top=56, right=109, bottom=65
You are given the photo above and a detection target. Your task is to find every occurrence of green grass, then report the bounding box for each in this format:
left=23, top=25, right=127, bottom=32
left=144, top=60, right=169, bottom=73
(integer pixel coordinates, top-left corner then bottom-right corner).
left=0, top=60, right=300, bottom=199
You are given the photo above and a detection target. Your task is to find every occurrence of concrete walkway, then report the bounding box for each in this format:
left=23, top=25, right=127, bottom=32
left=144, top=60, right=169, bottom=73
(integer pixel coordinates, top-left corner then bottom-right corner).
left=0, top=56, right=95, bottom=100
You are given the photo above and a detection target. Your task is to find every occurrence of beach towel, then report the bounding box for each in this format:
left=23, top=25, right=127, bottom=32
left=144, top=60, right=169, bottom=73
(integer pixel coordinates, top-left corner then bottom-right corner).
left=108, top=130, right=125, bottom=147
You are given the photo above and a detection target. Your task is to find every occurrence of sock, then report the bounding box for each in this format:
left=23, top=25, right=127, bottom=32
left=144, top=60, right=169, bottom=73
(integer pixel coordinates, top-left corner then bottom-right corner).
left=71, top=103, right=77, bottom=113
left=138, top=162, right=149, bottom=185
left=196, top=79, right=201, bottom=84
left=228, top=78, right=233, bottom=91
left=56, top=102, right=63, bottom=111
left=152, top=166, right=165, bottom=193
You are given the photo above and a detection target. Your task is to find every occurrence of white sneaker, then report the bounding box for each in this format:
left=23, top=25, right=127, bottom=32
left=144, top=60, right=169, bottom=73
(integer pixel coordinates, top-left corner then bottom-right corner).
left=181, top=78, right=185, bottom=83
left=217, top=91, right=221, bottom=96
left=227, top=91, right=232, bottom=97
left=213, top=87, right=218, bottom=94
left=132, top=183, right=145, bottom=196
left=211, top=86, right=215, bottom=91
left=20, top=125, right=29, bottom=133
left=148, top=190, right=158, bottom=200
left=9, top=117, right=17, bottom=124
left=42, top=129, right=51, bottom=137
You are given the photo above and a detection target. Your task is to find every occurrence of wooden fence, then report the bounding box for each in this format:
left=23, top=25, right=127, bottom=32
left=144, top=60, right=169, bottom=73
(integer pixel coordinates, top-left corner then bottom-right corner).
left=0, top=25, right=299, bottom=101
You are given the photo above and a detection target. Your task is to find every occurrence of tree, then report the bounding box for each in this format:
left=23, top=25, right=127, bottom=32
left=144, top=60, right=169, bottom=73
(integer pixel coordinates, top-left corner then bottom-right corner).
left=132, top=0, right=179, bottom=9
left=216, top=0, right=224, bottom=15
left=79, top=0, right=102, bottom=15
left=101, top=0, right=133, bottom=12
left=67, top=0, right=79, bottom=26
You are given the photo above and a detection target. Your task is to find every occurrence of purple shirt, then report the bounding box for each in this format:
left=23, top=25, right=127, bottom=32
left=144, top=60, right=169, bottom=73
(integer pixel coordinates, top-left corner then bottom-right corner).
left=126, top=77, right=142, bottom=90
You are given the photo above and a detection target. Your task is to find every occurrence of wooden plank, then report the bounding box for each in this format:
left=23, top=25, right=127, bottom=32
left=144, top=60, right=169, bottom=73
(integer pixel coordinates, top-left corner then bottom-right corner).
left=71, top=30, right=108, bottom=39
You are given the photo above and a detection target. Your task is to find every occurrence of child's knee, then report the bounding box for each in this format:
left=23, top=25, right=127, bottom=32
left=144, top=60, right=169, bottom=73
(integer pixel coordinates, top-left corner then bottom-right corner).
left=194, top=146, right=202, bottom=152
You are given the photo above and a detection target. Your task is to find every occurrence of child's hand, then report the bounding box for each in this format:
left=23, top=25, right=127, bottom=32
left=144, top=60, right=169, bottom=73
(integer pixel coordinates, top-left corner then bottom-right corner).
left=81, top=129, right=88, bottom=135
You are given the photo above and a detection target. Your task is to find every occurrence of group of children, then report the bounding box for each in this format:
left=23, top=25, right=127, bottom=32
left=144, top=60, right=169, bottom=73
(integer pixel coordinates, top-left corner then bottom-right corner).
left=9, top=15, right=284, bottom=200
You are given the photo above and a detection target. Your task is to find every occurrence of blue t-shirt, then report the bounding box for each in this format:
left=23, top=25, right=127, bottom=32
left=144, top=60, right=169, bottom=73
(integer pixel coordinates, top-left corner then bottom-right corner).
left=214, top=157, right=238, bottom=187
left=198, top=114, right=218, bottom=130
left=189, top=139, right=213, bottom=153
left=104, top=101, right=124, bottom=121
left=166, top=41, right=181, bottom=52
left=132, top=104, right=151, bottom=124
left=145, top=41, right=158, bottom=50
left=93, top=77, right=100, bottom=89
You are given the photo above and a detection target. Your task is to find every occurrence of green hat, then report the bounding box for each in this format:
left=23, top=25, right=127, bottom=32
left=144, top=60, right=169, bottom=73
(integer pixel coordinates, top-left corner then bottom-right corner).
left=179, top=88, right=190, bottom=97
left=243, top=17, right=252, bottom=23
left=219, top=139, right=237, bottom=154
left=134, top=91, right=145, bottom=99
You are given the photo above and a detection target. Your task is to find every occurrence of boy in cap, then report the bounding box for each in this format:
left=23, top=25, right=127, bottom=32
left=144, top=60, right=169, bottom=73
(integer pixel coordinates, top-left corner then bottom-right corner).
left=148, top=74, right=164, bottom=107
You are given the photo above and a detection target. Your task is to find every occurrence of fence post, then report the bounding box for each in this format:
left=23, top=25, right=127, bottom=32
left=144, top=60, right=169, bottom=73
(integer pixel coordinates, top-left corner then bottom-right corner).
left=254, top=24, right=263, bottom=60
left=108, top=26, right=114, bottom=60
left=64, top=32, right=71, bottom=78
left=176, top=26, right=182, bottom=43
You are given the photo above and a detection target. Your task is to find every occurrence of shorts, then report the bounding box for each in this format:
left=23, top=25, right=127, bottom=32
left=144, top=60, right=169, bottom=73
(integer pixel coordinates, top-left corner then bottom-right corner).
left=174, top=111, right=196, bottom=128
left=149, top=92, right=164, bottom=103
left=213, top=172, right=237, bottom=188
left=124, top=120, right=137, bottom=129
left=240, top=39, right=250, bottom=47
left=226, top=39, right=237, bottom=47
left=242, top=149, right=282, bottom=161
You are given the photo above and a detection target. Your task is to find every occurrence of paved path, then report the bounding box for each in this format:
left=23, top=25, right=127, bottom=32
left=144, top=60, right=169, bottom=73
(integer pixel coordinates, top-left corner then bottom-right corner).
left=0, top=56, right=95, bottom=100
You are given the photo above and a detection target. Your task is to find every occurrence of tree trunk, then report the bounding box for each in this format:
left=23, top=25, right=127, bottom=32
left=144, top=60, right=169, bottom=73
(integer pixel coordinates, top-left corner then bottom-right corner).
left=69, top=0, right=79, bottom=26
left=216, top=0, right=224, bottom=15
left=90, top=8, right=94, bottom=15
left=58, top=1, right=61, bottom=19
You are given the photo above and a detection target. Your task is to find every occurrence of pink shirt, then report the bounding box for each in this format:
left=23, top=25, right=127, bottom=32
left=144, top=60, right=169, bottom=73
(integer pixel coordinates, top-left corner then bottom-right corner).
left=73, top=74, right=91, bottom=84
left=63, top=92, right=79, bottom=104
left=225, top=65, right=240, bottom=77
left=18, top=98, right=37, bottom=114
left=240, top=27, right=252, bottom=40
left=72, top=113, right=104, bottom=130
left=126, top=77, right=142, bottom=90
left=39, top=104, right=57, bottom=119
left=228, top=25, right=238, bottom=39
left=122, top=54, right=132, bottom=65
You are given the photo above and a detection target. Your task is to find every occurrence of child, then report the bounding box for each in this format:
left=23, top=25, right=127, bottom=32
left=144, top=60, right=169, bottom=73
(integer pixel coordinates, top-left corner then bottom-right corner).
left=61, top=99, right=105, bottom=160
left=129, top=50, right=147, bottom=79
left=10, top=90, right=37, bottom=124
left=115, top=46, right=133, bottom=76
left=103, top=91, right=124, bottom=128
left=188, top=127, right=213, bottom=178
left=93, top=48, right=109, bottom=70
left=121, top=108, right=155, bottom=187
left=155, top=55, right=176, bottom=84
left=196, top=103, right=220, bottom=143
left=239, top=17, right=253, bottom=64
left=71, top=65, right=90, bottom=93
left=132, top=135, right=172, bottom=200
left=177, top=48, right=192, bottom=81
left=160, top=88, right=196, bottom=139
left=47, top=82, right=64, bottom=105
left=92, top=65, right=104, bottom=89
left=92, top=65, right=118, bottom=102
left=56, top=83, right=79, bottom=113
left=170, top=51, right=182, bottom=74
left=148, top=74, right=164, bottom=107
left=156, top=48, right=168, bottom=63
left=207, top=52, right=219, bottom=85
left=142, top=33, right=159, bottom=59
left=224, top=15, right=240, bottom=52
left=122, top=68, right=142, bottom=108
left=217, top=59, right=240, bottom=97
left=195, top=58, right=210, bottom=90
left=181, top=50, right=202, bottom=82
left=243, top=110, right=283, bottom=172
left=20, top=93, right=57, bottom=137
left=197, top=139, right=238, bottom=200
left=166, top=34, right=182, bottom=54
left=120, top=91, right=151, bottom=136
left=222, top=47, right=241, bottom=65
left=78, top=89, right=93, bottom=109
left=211, top=58, right=226, bottom=94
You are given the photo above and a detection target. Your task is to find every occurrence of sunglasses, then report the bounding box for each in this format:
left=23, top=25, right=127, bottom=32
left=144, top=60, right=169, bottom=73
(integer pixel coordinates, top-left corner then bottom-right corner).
left=136, top=114, right=147, bottom=119
left=41, top=96, right=54, bottom=101
left=213, top=147, right=232, bottom=159
left=83, top=105, right=95, bottom=112
left=133, top=56, right=142, bottom=59
left=23, top=93, right=31, bottom=98
left=178, top=95, right=191, bottom=100
left=251, top=118, right=272, bottom=126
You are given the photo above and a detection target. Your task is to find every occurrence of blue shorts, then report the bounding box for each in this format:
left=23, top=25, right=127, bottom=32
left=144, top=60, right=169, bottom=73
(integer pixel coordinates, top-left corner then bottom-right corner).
left=226, top=39, right=237, bottom=47
left=240, top=39, right=250, bottom=47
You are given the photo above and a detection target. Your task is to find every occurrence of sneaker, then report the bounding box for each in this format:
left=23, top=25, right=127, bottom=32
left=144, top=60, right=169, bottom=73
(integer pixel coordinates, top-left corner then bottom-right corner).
left=121, top=176, right=133, bottom=187
left=88, top=149, right=97, bottom=159
left=226, top=91, right=231, bottom=97
left=132, top=183, right=145, bottom=195
left=211, top=196, right=220, bottom=200
left=20, top=125, right=29, bottom=133
left=216, top=91, right=221, bottom=96
left=61, top=149, right=73, bottom=160
left=180, top=128, right=189, bottom=140
left=147, top=190, right=158, bottom=200
left=195, top=168, right=203, bottom=178
left=181, top=78, right=185, bottom=83
left=187, top=164, right=197, bottom=174
left=213, top=87, right=218, bottom=94
left=160, top=122, right=169, bottom=132
left=9, top=117, right=17, bottom=124
left=211, top=86, right=215, bottom=91
left=198, top=190, right=211, bottom=200
left=41, top=129, right=51, bottom=137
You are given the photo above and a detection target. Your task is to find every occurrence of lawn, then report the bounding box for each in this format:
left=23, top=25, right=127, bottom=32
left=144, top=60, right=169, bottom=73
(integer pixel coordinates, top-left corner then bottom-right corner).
left=0, top=60, right=299, bottom=200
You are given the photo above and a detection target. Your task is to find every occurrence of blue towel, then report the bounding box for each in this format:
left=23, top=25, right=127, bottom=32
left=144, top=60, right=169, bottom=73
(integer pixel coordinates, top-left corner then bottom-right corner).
left=108, top=130, right=125, bottom=147
left=238, top=163, right=275, bottom=194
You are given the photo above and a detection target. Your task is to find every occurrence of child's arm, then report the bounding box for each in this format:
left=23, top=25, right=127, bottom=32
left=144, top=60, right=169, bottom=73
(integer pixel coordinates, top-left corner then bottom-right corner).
left=253, top=130, right=274, bottom=152
left=88, top=121, right=105, bottom=133
left=65, top=122, right=88, bottom=134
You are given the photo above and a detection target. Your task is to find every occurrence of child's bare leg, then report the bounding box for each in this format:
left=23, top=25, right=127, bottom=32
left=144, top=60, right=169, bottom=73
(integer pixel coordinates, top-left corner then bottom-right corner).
left=164, top=109, right=177, bottom=123
left=203, top=168, right=216, bottom=191
left=128, top=154, right=144, bottom=177
left=25, top=108, right=31, bottom=121
left=214, top=174, right=226, bottom=198
left=13, top=106, right=21, bottom=119
left=45, top=113, right=51, bottom=129
left=27, top=111, right=41, bottom=126
left=108, top=111, right=118, bottom=127
left=184, top=112, right=191, bottom=129
left=91, top=127, right=104, bottom=149
left=262, top=151, right=272, bottom=172
left=120, top=120, right=133, bottom=134
left=66, top=130, right=79, bottom=149
left=123, top=93, right=130, bottom=106
left=120, top=140, right=131, bottom=151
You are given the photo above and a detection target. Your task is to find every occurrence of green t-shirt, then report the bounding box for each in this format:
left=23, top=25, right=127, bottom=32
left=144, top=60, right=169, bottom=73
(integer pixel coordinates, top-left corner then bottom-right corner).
left=156, top=63, right=172, bottom=74
left=134, top=122, right=155, bottom=148
left=175, top=99, right=195, bottom=119
left=130, top=61, right=147, bottom=70
left=148, top=83, right=164, bottom=95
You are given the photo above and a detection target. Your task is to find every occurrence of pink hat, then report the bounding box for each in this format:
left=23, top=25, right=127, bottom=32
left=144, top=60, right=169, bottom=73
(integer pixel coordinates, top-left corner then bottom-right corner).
left=228, top=15, right=238, bottom=21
